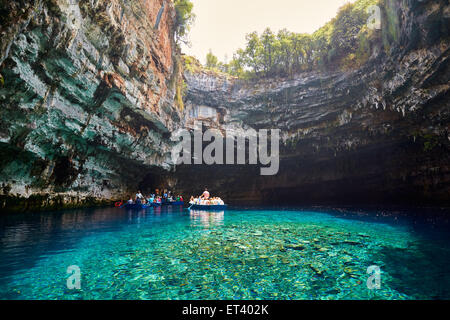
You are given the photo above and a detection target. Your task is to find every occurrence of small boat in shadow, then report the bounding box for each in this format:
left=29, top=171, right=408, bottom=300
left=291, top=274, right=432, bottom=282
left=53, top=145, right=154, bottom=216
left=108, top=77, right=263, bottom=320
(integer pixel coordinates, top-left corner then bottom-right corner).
left=121, top=202, right=163, bottom=209
left=122, top=203, right=152, bottom=210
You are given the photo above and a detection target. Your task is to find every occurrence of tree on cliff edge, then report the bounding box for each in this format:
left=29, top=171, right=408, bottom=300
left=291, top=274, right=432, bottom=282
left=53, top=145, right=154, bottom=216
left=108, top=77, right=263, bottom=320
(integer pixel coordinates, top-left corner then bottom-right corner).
left=174, top=0, right=195, bottom=46
left=206, top=50, right=219, bottom=69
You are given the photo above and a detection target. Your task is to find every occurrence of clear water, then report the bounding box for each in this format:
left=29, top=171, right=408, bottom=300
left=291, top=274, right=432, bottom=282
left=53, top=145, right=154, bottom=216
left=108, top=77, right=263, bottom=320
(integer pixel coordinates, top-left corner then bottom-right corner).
left=1, top=206, right=450, bottom=300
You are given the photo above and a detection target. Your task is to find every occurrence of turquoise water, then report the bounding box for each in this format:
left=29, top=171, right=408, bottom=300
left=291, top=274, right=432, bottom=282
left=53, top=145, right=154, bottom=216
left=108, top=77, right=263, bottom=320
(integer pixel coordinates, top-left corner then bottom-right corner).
left=1, top=206, right=450, bottom=300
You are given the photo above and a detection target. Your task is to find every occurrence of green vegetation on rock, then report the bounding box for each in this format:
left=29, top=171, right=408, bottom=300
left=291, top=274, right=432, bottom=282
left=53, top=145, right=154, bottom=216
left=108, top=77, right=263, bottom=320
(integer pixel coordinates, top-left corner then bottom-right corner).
left=206, top=50, right=219, bottom=69
left=174, top=0, right=195, bottom=45
left=183, top=55, right=203, bottom=73
left=183, top=54, right=236, bottom=80
left=208, top=0, right=382, bottom=78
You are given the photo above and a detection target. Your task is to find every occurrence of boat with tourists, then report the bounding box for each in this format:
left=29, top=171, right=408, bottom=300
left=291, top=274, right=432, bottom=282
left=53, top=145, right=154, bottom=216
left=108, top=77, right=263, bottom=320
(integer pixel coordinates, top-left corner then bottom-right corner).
left=117, top=190, right=183, bottom=209
left=188, top=188, right=227, bottom=211
left=162, top=195, right=184, bottom=206
left=117, top=188, right=225, bottom=210
left=122, top=203, right=153, bottom=210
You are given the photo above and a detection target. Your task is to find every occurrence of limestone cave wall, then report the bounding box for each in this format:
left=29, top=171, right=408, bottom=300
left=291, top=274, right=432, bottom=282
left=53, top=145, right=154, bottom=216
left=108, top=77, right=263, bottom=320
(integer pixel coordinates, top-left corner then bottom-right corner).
left=0, top=0, right=183, bottom=211
left=175, top=0, right=450, bottom=206
left=0, top=0, right=448, bottom=211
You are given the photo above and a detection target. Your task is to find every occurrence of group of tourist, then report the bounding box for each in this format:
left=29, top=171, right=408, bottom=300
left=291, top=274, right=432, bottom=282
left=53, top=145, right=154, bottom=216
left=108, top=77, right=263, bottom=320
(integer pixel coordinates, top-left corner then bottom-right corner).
left=123, top=187, right=224, bottom=206
left=127, top=190, right=183, bottom=205
left=189, top=188, right=225, bottom=206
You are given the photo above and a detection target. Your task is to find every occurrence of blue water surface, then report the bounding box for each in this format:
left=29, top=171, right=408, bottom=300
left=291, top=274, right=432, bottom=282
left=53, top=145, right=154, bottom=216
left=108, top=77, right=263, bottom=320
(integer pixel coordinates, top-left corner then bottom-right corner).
left=1, top=206, right=450, bottom=300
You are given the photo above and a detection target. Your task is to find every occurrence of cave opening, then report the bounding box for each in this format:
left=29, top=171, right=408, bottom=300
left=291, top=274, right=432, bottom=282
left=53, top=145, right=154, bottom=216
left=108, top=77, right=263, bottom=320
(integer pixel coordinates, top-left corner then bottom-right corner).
left=137, top=167, right=178, bottom=195
left=51, top=156, right=79, bottom=188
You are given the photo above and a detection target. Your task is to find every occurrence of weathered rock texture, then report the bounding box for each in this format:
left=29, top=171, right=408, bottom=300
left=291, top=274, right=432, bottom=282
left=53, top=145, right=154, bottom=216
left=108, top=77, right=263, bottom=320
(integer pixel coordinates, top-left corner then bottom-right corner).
left=0, top=0, right=449, bottom=211
left=0, top=0, right=183, bottom=211
left=174, top=0, right=450, bottom=205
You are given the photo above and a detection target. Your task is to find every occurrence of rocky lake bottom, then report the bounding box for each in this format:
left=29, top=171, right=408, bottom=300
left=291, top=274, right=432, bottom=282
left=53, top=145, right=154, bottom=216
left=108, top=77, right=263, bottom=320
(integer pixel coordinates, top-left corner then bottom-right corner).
left=1, top=206, right=450, bottom=300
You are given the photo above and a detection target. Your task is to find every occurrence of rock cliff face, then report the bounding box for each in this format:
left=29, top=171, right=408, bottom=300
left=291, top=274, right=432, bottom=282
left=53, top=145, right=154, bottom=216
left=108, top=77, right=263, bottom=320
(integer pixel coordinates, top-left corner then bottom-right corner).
left=0, top=0, right=183, bottom=211
left=175, top=0, right=450, bottom=205
left=0, top=0, right=449, bottom=211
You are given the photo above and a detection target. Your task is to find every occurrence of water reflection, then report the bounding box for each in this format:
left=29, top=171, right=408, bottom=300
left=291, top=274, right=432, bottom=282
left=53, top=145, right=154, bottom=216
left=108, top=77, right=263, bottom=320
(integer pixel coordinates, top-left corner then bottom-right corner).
left=189, top=210, right=224, bottom=228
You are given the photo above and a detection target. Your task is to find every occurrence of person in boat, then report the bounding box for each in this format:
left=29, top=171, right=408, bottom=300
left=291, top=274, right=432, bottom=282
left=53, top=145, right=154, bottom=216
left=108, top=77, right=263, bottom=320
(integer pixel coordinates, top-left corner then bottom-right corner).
left=189, top=196, right=196, bottom=205
left=190, top=196, right=200, bottom=205
left=208, top=197, right=224, bottom=206
left=200, top=188, right=210, bottom=200
left=127, top=196, right=134, bottom=204
left=135, top=191, right=144, bottom=204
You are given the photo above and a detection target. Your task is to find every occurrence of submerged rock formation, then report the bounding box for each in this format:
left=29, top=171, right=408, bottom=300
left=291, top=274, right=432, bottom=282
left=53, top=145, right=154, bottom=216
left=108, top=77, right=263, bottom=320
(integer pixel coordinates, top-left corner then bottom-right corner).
left=0, top=0, right=449, bottom=211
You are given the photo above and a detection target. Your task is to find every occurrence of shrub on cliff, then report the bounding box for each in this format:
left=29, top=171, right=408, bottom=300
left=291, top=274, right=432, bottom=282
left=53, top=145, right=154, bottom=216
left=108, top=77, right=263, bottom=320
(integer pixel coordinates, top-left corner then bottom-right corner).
left=206, top=50, right=219, bottom=69
left=174, top=0, right=195, bottom=45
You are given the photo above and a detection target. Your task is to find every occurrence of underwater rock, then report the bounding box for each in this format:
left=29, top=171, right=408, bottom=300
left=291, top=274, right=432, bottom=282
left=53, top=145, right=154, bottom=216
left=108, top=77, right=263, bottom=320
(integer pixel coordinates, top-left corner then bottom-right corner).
left=343, top=240, right=362, bottom=246
left=358, top=233, right=370, bottom=238
left=285, top=244, right=306, bottom=251
left=340, top=255, right=353, bottom=264
left=309, top=263, right=325, bottom=276
left=343, top=267, right=359, bottom=278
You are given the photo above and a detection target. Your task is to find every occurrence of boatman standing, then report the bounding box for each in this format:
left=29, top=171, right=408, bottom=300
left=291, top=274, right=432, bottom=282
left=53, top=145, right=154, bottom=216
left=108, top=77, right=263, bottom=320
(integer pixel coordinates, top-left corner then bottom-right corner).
left=136, top=191, right=144, bottom=204
left=200, top=188, right=210, bottom=200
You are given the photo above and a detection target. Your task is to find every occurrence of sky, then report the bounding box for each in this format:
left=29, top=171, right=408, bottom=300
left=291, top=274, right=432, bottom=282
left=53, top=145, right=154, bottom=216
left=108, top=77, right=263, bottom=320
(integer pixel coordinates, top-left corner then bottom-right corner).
left=181, top=0, right=357, bottom=64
